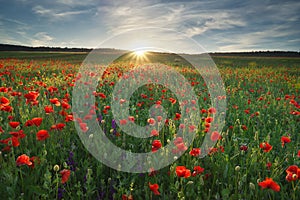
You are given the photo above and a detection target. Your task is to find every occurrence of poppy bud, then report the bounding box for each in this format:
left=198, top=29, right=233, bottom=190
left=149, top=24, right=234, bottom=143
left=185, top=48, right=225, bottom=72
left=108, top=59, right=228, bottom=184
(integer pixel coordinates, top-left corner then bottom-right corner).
left=53, top=165, right=60, bottom=172
left=187, top=181, right=194, bottom=185
left=249, top=182, right=255, bottom=190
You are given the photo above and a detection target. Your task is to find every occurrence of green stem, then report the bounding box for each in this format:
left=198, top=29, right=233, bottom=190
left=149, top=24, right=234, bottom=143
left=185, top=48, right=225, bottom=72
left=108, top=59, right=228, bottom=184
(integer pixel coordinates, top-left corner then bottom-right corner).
left=292, top=181, right=296, bottom=200
left=56, top=172, right=59, bottom=199
left=19, top=168, right=24, bottom=193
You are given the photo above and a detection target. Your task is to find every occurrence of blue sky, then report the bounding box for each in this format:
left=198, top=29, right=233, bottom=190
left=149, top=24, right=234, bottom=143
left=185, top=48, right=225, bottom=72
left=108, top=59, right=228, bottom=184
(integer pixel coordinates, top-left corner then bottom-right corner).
left=0, top=0, right=299, bottom=53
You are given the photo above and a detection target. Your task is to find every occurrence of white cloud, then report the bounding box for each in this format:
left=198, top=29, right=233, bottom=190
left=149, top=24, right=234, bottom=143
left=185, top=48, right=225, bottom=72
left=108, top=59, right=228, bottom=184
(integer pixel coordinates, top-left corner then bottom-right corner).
left=31, top=32, right=54, bottom=46
left=33, top=5, right=52, bottom=16
left=33, top=5, right=91, bottom=19
left=216, top=25, right=300, bottom=52
left=98, top=2, right=246, bottom=38
left=55, top=0, right=99, bottom=6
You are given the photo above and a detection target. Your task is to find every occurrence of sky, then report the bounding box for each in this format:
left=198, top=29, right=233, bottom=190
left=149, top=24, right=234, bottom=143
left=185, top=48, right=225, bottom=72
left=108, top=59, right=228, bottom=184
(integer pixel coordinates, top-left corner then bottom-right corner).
left=0, top=0, right=299, bottom=53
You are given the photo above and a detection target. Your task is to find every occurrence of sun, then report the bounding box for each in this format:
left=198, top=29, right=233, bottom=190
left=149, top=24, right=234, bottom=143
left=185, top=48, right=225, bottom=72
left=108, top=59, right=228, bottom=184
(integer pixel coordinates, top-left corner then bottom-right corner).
left=134, top=50, right=146, bottom=57
left=130, top=49, right=150, bottom=64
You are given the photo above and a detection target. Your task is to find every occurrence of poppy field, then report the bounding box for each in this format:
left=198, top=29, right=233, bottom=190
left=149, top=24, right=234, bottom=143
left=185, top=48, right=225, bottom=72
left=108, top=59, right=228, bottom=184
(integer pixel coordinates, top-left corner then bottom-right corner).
left=0, top=52, right=299, bottom=199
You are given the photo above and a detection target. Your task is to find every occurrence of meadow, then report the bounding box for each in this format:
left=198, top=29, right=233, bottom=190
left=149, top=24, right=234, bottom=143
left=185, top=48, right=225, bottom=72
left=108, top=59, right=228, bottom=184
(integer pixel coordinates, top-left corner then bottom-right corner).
left=0, top=51, right=299, bottom=199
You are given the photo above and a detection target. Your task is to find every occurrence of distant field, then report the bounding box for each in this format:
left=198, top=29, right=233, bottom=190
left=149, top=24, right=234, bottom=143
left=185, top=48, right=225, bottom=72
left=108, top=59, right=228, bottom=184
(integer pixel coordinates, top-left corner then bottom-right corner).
left=0, top=51, right=89, bottom=63
left=1, top=50, right=300, bottom=66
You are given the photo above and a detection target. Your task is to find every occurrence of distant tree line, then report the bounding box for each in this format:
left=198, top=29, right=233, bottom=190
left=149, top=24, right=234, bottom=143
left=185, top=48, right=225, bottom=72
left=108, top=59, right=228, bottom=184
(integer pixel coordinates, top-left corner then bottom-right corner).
left=0, top=44, right=92, bottom=52
left=209, top=51, right=300, bottom=57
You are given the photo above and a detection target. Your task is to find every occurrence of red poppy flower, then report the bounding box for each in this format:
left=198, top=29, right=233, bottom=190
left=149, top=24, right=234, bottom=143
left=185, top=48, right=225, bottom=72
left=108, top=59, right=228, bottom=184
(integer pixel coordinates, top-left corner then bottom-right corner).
left=1, top=105, right=13, bottom=112
left=199, top=109, right=206, bottom=114
left=120, top=119, right=127, bottom=125
left=122, top=194, right=133, bottom=200
left=60, top=169, right=71, bottom=184
left=147, top=118, right=156, bottom=125
left=297, top=150, right=300, bottom=158
left=174, top=137, right=184, bottom=145
left=258, top=177, right=280, bottom=192
left=59, top=110, right=68, bottom=117
left=240, top=145, right=248, bottom=151
left=128, top=116, right=135, bottom=122
left=148, top=167, right=159, bottom=177
left=241, top=125, right=247, bottom=131
left=44, top=106, right=54, bottom=114
left=118, top=99, right=125, bottom=105
left=205, top=117, right=213, bottom=123
left=148, top=182, right=160, bottom=195
left=192, top=166, right=204, bottom=176
left=219, top=145, right=225, bottom=153
left=211, top=131, right=220, bottom=141
left=259, top=142, right=272, bottom=152
left=50, top=98, right=61, bottom=106
left=176, top=142, right=188, bottom=152
left=286, top=173, right=298, bottom=182
left=0, top=87, right=8, bottom=92
left=47, top=86, right=58, bottom=93
left=98, top=92, right=106, bottom=99
left=11, top=136, right=20, bottom=147
left=10, top=130, right=26, bottom=139
left=281, top=136, right=291, bottom=147
left=9, top=121, right=20, bottom=129
left=244, top=109, right=250, bottom=114
left=32, top=117, right=43, bottom=127
left=285, top=165, right=300, bottom=182
left=172, top=137, right=187, bottom=153
left=0, top=138, right=10, bottom=145
left=174, top=113, right=181, bottom=120
left=65, top=114, right=74, bottom=122
left=152, top=140, right=162, bottom=152
left=16, top=154, right=32, bottom=166
left=179, top=124, right=186, bottom=130
left=189, top=125, right=196, bottom=132
left=24, top=91, right=39, bottom=105
left=176, top=166, right=191, bottom=178
left=208, top=147, right=219, bottom=155
left=266, top=162, right=272, bottom=170
left=0, top=96, right=10, bottom=106
left=55, top=123, right=66, bottom=130
left=150, top=129, right=159, bottom=136
left=169, top=97, right=176, bottom=104
left=208, top=107, right=216, bottom=114
left=61, top=101, right=70, bottom=109
left=36, top=130, right=50, bottom=141
left=204, top=123, right=210, bottom=128
left=25, top=119, right=34, bottom=126
left=79, top=123, right=88, bottom=132
left=189, top=148, right=201, bottom=157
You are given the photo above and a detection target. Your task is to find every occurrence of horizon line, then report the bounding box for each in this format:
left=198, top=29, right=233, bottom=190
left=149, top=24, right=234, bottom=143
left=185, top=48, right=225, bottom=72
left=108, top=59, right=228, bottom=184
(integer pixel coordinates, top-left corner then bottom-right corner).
left=0, top=43, right=299, bottom=54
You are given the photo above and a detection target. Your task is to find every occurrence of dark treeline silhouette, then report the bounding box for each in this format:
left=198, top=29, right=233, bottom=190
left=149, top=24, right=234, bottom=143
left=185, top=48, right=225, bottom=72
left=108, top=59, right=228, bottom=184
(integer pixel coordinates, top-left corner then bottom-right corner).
left=210, top=51, right=300, bottom=57
left=0, top=44, right=299, bottom=57
left=0, top=44, right=92, bottom=52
